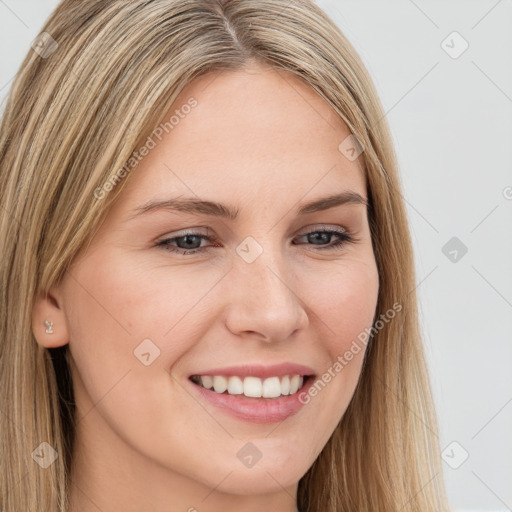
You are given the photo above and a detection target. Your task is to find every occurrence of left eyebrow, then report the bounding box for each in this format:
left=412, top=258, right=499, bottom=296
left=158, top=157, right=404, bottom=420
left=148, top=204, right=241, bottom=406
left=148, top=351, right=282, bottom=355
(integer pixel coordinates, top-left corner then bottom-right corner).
left=125, top=191, right=368, bottom=222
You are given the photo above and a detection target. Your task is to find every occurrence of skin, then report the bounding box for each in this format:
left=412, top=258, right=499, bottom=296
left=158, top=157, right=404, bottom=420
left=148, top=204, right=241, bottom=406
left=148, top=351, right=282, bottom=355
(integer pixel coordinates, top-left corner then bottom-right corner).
left=32, top=61, right=379, bottom=512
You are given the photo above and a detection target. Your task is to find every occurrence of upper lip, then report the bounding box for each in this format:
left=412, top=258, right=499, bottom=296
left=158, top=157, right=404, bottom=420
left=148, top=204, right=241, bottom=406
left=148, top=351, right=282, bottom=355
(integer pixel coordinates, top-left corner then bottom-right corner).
left=189, top=363, right=316, bottom=379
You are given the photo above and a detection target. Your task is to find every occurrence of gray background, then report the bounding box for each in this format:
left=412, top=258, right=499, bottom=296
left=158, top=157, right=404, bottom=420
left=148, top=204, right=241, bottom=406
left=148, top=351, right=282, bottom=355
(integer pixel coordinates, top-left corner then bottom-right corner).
left=1, top=1, right=511, bottom=510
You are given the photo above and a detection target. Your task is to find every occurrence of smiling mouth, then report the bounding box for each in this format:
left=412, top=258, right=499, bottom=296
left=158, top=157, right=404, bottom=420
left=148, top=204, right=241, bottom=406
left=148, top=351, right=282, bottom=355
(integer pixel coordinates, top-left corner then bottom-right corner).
left=189, top=374, right=312, bottom=399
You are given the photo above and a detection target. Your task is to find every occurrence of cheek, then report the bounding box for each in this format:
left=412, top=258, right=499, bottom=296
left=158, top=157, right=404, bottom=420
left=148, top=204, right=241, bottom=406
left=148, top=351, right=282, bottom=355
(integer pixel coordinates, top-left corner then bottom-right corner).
left=63, top=253, right=221, bottom=475
left=308, top=256, right=380, bottom=354
left=65, top=250, right=219, bottom=359
left=296, top=257, right=379, bottom=432
left=62, top=252, right=208, bottom=413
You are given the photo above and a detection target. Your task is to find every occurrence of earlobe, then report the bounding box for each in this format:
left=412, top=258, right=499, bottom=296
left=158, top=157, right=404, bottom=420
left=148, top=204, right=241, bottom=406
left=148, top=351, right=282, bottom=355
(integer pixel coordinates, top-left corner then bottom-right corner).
left=32, top=287, right=70, bottom=348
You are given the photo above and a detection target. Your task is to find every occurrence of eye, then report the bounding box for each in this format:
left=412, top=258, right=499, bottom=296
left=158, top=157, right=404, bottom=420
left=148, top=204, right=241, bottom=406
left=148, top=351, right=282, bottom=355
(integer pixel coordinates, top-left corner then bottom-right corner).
left=156, top=231, right=215, bottom=255
left=156, top=227, right=356, bottom=255
left=293, top=227, right=355, bottom=251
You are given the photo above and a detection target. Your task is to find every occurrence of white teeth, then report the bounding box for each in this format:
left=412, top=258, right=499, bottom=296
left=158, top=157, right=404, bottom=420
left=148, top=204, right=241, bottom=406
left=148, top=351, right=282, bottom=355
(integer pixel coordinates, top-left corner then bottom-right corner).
left=281, top=375, right=290, bottom=395
left=243, top=376, right=262, bottom=397
left=262, top=377, right=281, bottom=398
left=213, top=376, right=227, bottom=393
left=227, top=376, right=243, bottom=395
left=200, top=376, right=213, bottom=389
left=289, top=375, right=301, bottom=394
left=194, top=374, right=307, bottom=398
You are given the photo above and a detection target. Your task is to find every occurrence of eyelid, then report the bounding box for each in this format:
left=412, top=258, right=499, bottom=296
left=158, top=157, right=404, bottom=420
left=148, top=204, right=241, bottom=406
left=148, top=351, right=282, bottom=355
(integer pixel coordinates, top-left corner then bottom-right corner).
left=154, top=224, right=360, bottom=257
left=155, top=226, right=212, bottom=241
left=157, top=223, right=350, bottom=240
left=295, top=223, right=350, bottom=235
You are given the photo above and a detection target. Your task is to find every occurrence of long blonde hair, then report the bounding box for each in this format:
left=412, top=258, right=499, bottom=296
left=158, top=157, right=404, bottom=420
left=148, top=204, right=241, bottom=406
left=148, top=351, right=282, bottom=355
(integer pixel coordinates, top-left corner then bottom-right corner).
left=0, top=0, right=449, bottom=510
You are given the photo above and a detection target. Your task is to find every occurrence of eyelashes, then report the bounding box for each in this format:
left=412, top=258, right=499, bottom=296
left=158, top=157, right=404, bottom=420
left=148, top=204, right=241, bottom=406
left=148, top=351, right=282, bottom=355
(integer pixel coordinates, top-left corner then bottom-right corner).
left=155, top=227, right=357, bottom=256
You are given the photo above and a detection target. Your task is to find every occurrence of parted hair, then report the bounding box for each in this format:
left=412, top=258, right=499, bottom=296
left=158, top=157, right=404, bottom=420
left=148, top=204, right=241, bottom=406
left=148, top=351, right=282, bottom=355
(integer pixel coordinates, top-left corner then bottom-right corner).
left=0, top=1, right=448, bottom=510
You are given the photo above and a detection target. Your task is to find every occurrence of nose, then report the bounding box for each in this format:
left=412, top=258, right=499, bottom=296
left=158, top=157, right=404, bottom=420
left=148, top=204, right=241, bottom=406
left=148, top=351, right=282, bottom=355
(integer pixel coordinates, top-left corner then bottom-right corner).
left=223, top=245, right=309, bottom=343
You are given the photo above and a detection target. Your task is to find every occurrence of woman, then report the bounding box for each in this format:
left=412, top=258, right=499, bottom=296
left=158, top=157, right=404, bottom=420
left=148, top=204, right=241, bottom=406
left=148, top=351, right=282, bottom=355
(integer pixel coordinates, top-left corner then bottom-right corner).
left=0, top=0, right=449, bottom=510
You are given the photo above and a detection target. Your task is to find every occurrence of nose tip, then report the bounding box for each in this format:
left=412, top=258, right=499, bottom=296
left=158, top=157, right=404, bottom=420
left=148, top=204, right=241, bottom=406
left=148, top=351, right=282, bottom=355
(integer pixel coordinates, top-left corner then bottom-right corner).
left=224, top=254, right=309, bottom=343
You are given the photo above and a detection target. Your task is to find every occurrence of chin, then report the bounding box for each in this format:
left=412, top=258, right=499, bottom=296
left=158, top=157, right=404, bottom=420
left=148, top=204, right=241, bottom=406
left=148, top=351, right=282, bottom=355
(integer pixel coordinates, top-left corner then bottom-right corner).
left=192, top=449, right=311, bottom=495
left=202, top=468, right=302, bottom=496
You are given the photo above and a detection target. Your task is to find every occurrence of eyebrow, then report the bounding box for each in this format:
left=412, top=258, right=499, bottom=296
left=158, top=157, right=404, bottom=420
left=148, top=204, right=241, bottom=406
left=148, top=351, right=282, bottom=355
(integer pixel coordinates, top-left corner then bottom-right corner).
left=127, top=191, right=368, bottom=222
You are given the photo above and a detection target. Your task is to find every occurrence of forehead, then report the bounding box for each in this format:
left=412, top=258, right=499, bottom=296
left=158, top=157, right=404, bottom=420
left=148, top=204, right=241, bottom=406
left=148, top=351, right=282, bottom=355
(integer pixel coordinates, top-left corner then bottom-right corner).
left=112, top=64, right=366, bottom=214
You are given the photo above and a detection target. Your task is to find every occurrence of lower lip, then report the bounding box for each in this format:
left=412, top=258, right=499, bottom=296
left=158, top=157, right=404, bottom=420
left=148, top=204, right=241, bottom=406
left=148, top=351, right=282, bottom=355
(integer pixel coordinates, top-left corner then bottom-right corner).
left=189, top=377, right=314, bottom=424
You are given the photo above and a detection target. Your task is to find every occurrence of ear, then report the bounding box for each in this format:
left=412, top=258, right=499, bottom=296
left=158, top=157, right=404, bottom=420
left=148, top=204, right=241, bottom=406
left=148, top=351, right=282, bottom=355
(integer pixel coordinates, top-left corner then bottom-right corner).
left=32, top=285, right=70, bottom=348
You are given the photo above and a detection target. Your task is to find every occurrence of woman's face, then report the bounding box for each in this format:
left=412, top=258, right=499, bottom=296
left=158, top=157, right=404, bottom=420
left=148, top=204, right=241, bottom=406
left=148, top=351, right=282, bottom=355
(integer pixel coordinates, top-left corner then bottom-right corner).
left=45, top=63, right=379, bottom=503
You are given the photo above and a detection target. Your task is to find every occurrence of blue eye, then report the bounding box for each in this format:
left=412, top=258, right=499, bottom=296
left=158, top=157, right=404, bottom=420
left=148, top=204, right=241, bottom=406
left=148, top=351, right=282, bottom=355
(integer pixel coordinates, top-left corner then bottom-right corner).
left=156, top=228, right=355, bottom=255
left=157, top=233, right=213, bottom=254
